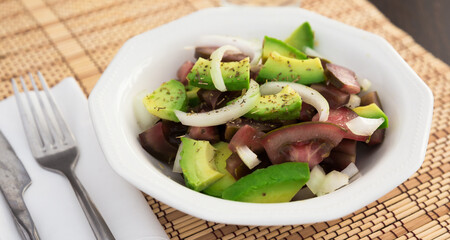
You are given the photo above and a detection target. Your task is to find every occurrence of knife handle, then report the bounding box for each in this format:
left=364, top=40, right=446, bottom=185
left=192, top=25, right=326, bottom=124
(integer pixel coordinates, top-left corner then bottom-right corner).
left=11, top=196, right=40, bottom=240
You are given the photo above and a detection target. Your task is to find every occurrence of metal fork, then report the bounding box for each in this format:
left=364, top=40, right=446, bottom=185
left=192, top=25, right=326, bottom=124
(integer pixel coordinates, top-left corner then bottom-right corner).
left=11, top=72, right=115, bottom=240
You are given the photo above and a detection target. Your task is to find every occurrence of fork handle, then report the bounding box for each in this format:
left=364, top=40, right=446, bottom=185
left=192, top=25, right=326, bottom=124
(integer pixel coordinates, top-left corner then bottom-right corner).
left=63, top=171, right=115, bottom=240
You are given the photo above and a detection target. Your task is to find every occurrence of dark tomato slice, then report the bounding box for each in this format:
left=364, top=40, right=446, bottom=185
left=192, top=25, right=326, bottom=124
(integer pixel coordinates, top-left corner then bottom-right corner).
left=161, top=120, right=188, bottom=147
left=367, top=128, right=386, bottom=146
left=285, top=140, right=335, bottom=168
left=225, top=153, right=251, bottom=180
left=360, top=91, right=383, bottom=109
left=197, top=89, right=242, bottom=109
left=177, top=61, right=194, bottom=85
left=310, top=83, right=350, bottom=109
left=139, top=122, right=178, bottom=163
left=188, top=126, right=220, bottom=143
left=333, top=139, right=357, bottom=155
left=312, top=107, right=369, bottom=142
left=229, top=124, right=265, bottom=153
left=261, top=122, right=346, bottom=165
left=299, top=102, right=317, bottom=122
left=325, top=63, right=361, bottom=94
left=224, top=118, right=282, bottom=141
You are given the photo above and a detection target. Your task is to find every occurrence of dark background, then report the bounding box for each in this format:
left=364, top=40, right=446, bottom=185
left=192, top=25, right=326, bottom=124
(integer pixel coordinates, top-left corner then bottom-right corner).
left=369, top=0, right=450, bottom=65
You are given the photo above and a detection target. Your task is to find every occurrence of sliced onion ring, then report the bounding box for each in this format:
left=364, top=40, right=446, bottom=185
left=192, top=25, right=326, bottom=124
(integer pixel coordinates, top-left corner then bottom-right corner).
left=306, top=165, right=326, bottom=195
left=307, top=165, right=350, bottom=196
left=174, top=80, right=260, bottom=127
left=341, top=162, right=359, bottom=178
left=346, top=117, right=384, bottom=136
left=345, top=94, right=361, bottom=109
left=172, top=142, right=183, bottom=173
left=236, top=145, right=261, bottom=169
left=303, top=46, right=324, bottom=59
left=210, top=45, right=241, bottom=92
left=260, top=82, right=329, bottom=121
left=356, top=76, right=372, bottom=92
left=133, top=90, right=159, bottom=130
left=317, top=171, right=349, bottom=196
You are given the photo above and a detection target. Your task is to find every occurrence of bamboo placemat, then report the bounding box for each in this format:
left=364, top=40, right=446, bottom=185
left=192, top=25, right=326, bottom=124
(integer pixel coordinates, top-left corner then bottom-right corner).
left=1, top=0, right=449, bottom=239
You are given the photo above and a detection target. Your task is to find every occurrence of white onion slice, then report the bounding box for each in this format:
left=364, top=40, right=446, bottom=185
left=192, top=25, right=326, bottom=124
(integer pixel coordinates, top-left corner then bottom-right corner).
left=210, top=45, right=240, bottom=92
left=236, top=145, right=261, bottom=169
left=303, top=46, right=324, bottom=59
left=349, top=172, right=362, bottom=183
left=341, top=162, right=359, bottom=179
left=346, top=117, right=384, bottom=136
left=356, top=77, right=372, bottom=92
left=260, top=82, right=329, bottom=121
left=133, top=90, right=159, bottom=130
left=172, top=142, right=184, bottom=173
left=317, top=171, right=349, bottom=196
left=197, top=35, right=261, bottom=65
left=307, top=165, right=350, bottom=196
left=174, top=80, right=260, bottom=127
left=345, top=94, right=361, bottom=109
left=251, top=48, right=262, bottom=66
left=306, top=165, right=326, bottom=195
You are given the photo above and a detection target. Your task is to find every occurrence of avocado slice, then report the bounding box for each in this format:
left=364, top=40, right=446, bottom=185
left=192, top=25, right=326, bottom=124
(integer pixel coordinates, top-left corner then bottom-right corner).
left=256, top=52, right=325, bottom=85
left=262, top=36, right=307, bottom=63
left=222, top=162, right=310, bottom=203
left=186, top=57, right=250, bottom=91
left=179, top=137, right=224, bottom=192
left=244, top=85, right=302, bottom=121
left=285, top=22, right=315, bottom=50
left=203, top=142, right=236, bottom=197
left=186, top=86, right=200, bottom=107
left=143, top=79, right=187, bottom=122
left=352, top=103, right=389, bottom=129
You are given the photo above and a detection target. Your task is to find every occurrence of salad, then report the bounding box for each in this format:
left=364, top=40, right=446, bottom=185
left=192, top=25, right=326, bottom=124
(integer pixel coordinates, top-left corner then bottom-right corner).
left=135, top=22, right=389, bottom=203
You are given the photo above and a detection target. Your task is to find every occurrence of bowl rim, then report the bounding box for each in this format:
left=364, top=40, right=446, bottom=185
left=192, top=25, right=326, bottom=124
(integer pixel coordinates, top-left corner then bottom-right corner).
left=88, top=6, right=434, bottom=225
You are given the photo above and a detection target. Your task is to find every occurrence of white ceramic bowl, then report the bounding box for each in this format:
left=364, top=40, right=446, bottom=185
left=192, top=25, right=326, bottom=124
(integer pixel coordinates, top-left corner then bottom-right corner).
left=88, top=6, right=433, bottom=225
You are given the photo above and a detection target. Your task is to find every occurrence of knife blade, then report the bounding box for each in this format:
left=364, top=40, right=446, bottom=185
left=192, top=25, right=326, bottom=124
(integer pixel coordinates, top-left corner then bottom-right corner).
left=0, top=130, right=40, bottom=240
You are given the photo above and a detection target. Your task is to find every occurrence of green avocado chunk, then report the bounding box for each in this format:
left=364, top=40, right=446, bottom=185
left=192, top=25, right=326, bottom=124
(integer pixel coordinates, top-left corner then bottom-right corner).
left=285, top=21, right=315, bottom=50
left=180, top=138, right=224, bottom=192
left=262, top=36, right=307, bottom=63
left=222, top=162, right=310, bottom=203
left=186, top=86, right=200, bottom=107
left=187, top=57, right=250, bottom=91
left=353, top=103, right=389, bottom=129
left=143, top=79, right=187, bottom=122
left=244, top=85, right=302, bottom=121
left=256, top=52, right=325, bottom=84
left=203, top=142, right=236, bottom=197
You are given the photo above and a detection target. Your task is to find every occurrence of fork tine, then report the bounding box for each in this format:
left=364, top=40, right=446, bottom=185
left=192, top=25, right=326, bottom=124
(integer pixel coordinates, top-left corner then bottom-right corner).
left=29, top=72, right=59, bottom=145
left=18, top=75, right=53, bottom=150
left=37, top=71, right=73, bottom=145
left=11, top=78, right=45, bottom=151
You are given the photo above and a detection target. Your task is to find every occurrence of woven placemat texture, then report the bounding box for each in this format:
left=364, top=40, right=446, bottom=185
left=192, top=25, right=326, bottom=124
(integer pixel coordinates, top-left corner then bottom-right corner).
left=1, top=0, right=449, bottom=239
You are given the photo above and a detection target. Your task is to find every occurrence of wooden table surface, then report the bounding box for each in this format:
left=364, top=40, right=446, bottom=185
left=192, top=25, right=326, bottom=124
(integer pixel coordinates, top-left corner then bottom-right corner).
left=370, top=0, right=450, bottom=65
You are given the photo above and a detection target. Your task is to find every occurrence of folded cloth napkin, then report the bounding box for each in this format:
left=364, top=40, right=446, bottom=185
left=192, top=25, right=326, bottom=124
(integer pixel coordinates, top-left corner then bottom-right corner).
left=0, top=77, right=168, bottom=240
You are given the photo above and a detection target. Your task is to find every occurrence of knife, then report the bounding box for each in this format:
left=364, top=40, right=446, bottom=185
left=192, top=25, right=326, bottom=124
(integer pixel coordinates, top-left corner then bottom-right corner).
left=0, top=131, right=40, bottom=240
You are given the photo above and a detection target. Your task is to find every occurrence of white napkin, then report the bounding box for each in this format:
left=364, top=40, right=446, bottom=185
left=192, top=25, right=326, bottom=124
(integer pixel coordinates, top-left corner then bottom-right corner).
left=0, top=78, right=168, bottom=240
